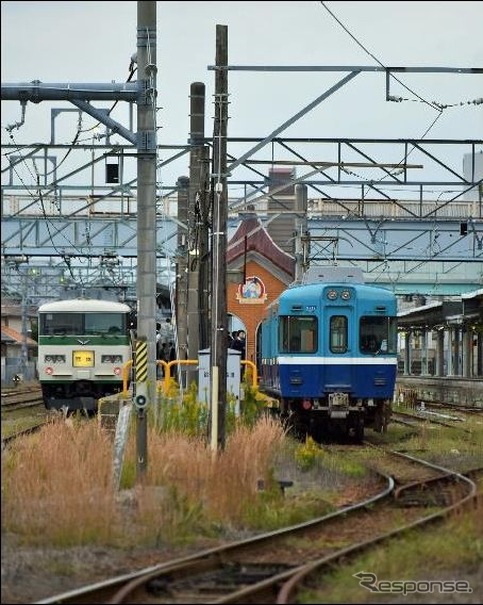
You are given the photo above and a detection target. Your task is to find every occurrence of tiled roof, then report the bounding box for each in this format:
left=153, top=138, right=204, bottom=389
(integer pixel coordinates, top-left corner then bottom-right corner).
left=1, top=303, right=36, bottom=317
left=227, top=213, right=295, bottom=277
left=1, top=325, right=37, bottom=347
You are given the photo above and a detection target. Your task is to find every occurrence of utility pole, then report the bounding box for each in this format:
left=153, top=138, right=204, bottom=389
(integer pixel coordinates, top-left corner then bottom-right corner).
left=188, top=82, right=210, bottom=361
left=0, top=0, right=156, bottom=476
left=176, top=175, right=190, bottom=384
left=210, top=25, right=229, bottom=451
left=294, top=183, right=308, bottom=282
left=18, top=269, right=29, bottom=380
left=134, top=0, right=157, bottom=475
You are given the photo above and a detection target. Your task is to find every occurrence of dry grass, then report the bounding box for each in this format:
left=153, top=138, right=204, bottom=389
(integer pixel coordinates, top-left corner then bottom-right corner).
left=2, top=413, right=289, bottom=547
left=4, top=403, right=480, bottom=600
left=2, top=417, right=119, bottom=546
left=145, top=416, right=285, bottom=518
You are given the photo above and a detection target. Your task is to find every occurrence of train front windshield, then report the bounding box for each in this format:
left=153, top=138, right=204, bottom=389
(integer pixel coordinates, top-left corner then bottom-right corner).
left=360, top=316, right=397, bottom=354
left=40, top=312, right=127, bottom=336
left=278, top=315, right=397, bottom=355
left=279, top=316, right=317, bottom=353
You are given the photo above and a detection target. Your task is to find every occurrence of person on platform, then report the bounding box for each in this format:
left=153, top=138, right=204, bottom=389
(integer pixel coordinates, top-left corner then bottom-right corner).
left=231, top=329, right=246, bottom=379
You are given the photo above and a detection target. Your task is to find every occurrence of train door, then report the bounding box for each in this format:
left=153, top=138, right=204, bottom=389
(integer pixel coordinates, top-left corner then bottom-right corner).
left=323, top=309, right=353, bottom=389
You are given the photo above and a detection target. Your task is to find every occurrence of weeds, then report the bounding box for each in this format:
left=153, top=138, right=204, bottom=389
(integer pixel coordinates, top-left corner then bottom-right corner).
left=2, top=387, right=296, bottom=547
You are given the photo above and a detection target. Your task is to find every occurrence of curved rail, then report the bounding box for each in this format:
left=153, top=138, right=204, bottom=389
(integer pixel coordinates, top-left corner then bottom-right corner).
left=35, top=466, right=394, bottom=604
left=275, top=453, right=479, bottom=604
left=33, top=448, right=478, bottom=604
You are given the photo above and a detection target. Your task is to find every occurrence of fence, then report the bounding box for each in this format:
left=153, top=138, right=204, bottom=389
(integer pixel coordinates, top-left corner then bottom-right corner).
left=1, top=358, right=38, bottom=386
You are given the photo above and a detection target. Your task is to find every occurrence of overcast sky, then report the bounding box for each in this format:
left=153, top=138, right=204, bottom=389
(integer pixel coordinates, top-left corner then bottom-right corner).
left=1, top=1, right=482, bottom=190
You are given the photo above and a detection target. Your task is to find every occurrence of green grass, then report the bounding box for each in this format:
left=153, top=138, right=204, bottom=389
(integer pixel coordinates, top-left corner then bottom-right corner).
left=298, top=498, right=482, bottom=603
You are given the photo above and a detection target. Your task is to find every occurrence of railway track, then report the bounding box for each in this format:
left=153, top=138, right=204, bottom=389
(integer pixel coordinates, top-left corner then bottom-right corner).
left=35, top=448, right=479, bottom=605
left=1, top=422, right=46, bottom=449
left=391, top=409, right=474, bottom=432
left=1, top=385, right=44, bottom=411
left=1, top=384, right=51, bottom=445
left=276, top=457, right=480, bottom=605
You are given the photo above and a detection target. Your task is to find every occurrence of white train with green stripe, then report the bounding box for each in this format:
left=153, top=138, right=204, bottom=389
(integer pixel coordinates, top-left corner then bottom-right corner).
left=37, top=298, right=133, bottom=413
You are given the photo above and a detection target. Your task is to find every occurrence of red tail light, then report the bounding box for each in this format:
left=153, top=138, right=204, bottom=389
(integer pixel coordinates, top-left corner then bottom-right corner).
left=302, top=399, right=312, bottom=410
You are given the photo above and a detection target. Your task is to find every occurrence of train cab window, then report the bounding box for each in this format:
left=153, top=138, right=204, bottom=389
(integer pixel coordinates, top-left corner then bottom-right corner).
left=85, top=313, right=125, bottom=335
left=330, top=316, right=348, bottom=353
left=360, top=316, right=397, bottom=354
left=40, top=313, right=83, bottom=335
left=279, top=316, right=317, bottom=353
left=40, top=312, right=126, bottom=336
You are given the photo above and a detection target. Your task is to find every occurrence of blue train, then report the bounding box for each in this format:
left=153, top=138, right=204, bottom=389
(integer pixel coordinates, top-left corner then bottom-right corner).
left=258, top=266, right=398, bottom=442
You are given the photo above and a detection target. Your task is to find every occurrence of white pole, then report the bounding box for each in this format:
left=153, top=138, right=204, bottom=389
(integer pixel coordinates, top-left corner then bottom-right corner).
left=210, top=366, right=219, bottom=451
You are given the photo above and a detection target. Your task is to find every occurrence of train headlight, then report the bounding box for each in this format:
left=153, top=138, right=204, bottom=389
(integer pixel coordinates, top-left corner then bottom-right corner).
left=45, top=367, right=53, bottom=375
left=45, top=355, right=66, bottom=363
left=113, top=367, right=122, bottom=376
left=102, top=354, right=123, bottom=363
left=341, top=289, right=351, bottom=300
left=327, top=289, right=338, bottom=300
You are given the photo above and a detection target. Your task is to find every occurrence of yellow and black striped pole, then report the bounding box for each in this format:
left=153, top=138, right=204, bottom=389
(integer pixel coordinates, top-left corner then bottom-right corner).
left=134, top=338, right=148, bottom=475
left=135, top=340, right=148, bottom=385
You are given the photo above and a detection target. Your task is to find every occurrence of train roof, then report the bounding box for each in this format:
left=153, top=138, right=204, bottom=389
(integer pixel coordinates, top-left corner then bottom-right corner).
left=300, top=265, right=364, bottom=284
left=38, top=298, right=132, bottom=313
left=282, top=281, right=396, bottom=302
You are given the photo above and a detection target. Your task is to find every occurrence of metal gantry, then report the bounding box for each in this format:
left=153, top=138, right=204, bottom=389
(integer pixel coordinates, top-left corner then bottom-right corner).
left=2, top=57, right=482, bottom=298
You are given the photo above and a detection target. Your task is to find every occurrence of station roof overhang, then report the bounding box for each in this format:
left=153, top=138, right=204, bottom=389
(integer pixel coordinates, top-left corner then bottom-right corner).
left=397, top=300, right=463, bottom=330
left=461, top=289, right=483, bottom=326
left=397, top=288, right=483, bottom=331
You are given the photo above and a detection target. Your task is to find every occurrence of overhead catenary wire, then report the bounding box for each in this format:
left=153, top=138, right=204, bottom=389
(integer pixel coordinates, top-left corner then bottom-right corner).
left=320, top=1, right=447, bottom=113
left=318, top=1, right=451, bottom=196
